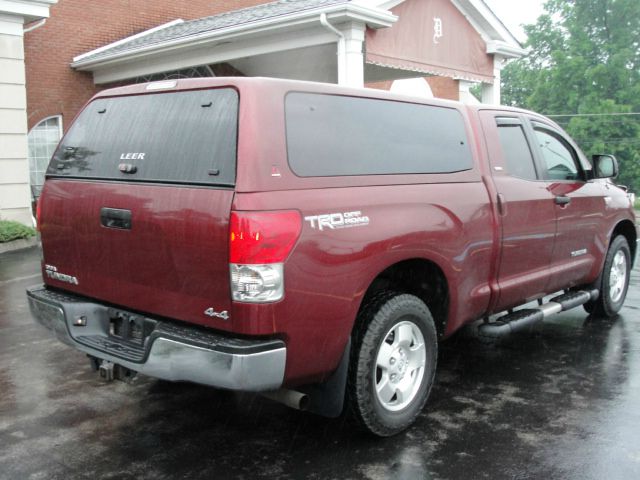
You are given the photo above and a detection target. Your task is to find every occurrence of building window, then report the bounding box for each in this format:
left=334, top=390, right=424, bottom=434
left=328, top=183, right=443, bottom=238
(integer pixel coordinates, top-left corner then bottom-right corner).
left=28, top=115, right=63, bottom=199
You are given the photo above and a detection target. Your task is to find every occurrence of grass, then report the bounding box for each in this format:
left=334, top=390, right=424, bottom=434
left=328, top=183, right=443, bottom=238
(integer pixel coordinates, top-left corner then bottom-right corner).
left=0, top=220, right=36, bottom=243
left=635, top=198, right=640, bottom=210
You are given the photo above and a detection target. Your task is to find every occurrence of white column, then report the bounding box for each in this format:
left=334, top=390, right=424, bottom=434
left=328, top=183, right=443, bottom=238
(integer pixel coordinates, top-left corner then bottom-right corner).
left=339, top=22, right=365, bottom=88
left=0, top=13, right=31, bottom=225
left=482, top=55, right=504, bottom=105
left=459, top=80, right=479, bottom=104
left=0, top=1, right=55, bottom=225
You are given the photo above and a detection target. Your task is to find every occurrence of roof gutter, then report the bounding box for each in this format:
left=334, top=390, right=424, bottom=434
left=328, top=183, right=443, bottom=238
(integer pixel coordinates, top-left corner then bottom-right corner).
left=23, top=18, right=46, bottom=33
left=486, top=40, right=528, bottom=59
left=71, top=4, right=397, bottom=70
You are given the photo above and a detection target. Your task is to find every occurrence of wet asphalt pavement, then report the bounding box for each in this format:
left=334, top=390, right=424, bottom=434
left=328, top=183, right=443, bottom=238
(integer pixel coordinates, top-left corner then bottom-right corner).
left=1, top=247, right=640, bottom=480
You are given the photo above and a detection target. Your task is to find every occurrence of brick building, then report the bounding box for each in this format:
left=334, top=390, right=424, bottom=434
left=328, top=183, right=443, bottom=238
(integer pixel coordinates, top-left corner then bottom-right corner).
left=16, top=0, right=523, bottom=220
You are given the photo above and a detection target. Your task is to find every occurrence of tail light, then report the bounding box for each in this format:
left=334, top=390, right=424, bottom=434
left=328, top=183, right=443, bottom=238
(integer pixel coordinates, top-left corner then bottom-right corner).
left=229, top=210, right=301, bottom=303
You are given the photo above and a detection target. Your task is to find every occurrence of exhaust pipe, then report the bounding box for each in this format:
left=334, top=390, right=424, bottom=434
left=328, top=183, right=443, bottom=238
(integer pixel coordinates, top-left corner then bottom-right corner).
left=262, top=389, right=309, bottom=411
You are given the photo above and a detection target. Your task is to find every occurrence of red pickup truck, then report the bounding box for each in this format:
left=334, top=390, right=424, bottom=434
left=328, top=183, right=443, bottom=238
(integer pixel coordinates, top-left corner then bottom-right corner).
left=28, top=77, right=636, bottom=436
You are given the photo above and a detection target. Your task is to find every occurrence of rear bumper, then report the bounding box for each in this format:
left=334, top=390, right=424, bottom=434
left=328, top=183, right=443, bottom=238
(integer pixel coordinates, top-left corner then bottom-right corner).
left=26, top=285, right=286, bottom=391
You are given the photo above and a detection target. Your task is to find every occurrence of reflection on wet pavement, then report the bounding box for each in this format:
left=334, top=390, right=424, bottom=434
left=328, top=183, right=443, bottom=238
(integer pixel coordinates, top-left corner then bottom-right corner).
left=1, top=247, right=639, bottom=479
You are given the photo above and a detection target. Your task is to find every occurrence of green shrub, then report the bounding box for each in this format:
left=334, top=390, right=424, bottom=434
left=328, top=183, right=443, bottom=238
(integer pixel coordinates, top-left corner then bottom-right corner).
left=0, top=220, right=36, bottom=243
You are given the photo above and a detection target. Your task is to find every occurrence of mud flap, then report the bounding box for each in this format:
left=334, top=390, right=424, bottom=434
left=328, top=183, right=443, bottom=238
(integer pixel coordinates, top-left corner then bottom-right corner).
left=300, top=338, right=351, bottom=418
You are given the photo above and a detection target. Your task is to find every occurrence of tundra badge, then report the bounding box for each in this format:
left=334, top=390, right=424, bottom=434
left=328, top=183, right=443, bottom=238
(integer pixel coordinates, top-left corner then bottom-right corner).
left=44, top=264, right=79, bottom=285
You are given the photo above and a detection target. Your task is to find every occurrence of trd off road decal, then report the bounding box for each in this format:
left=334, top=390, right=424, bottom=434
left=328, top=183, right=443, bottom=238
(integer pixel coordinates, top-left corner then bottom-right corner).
left=304, top=211, right=370, bottom=231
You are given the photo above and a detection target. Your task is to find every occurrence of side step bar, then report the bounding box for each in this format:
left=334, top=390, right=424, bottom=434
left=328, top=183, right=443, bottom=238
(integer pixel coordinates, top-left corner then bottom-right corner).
left=478, top=289, right=599, bottom=339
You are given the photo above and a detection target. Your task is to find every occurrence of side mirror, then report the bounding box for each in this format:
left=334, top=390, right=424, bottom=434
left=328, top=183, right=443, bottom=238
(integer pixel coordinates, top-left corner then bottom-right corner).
left=592, top=154, right=618, bottom=179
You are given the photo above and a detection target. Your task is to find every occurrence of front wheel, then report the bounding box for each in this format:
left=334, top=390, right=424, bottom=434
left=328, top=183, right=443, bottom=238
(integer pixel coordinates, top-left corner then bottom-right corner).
left=348, top=292, right=438, bottom=437
left=585, top=235, right=631, bottom=317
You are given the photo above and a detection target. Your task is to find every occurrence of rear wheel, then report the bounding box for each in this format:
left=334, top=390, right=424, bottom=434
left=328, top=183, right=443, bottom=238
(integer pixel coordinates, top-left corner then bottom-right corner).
left=348, top=292, right=438, bottom=437
left=584, top=235, right=631, bottom=317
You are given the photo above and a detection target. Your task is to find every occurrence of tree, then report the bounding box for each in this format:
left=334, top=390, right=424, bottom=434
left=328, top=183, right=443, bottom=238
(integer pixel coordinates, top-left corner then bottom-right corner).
left=501, top=0, right=640, bottom=192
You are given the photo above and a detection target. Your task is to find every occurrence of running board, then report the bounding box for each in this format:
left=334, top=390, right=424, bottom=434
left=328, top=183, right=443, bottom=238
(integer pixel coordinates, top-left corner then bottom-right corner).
left=478, top=289, right=599, bottom=339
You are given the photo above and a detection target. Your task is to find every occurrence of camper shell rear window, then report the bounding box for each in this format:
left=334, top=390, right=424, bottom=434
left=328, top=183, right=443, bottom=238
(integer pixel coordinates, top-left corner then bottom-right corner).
left=47, top=88, right=238, bottom=186
left=285, top=92, right=473, bottom=177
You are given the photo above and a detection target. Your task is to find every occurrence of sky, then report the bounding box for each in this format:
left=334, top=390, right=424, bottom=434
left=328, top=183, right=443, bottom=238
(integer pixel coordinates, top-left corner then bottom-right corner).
left=483, top=0, right=547, bottom=42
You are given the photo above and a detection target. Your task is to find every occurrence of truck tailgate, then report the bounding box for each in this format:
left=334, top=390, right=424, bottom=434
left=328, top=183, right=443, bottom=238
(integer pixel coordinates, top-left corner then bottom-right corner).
left=38, top=86, right=239, bottom=329
left=40, top=180, right=234, bottom=328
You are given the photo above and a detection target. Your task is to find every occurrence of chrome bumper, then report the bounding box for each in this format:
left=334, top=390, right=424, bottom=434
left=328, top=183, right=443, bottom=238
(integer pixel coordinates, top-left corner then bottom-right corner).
left=26, top=286, right=286, bottom=391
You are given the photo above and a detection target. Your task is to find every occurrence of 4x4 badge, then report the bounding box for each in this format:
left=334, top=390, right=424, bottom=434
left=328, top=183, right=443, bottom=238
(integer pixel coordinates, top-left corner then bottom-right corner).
left=204, top=308, right=229, bottom=320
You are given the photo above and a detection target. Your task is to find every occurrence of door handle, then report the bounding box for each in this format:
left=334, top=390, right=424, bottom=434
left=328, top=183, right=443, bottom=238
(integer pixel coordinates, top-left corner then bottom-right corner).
left=497, top=193, right=506, bottom=216
left=555, top=195, right=571, bottom=206
left=101, top=208, right=132, bottom=230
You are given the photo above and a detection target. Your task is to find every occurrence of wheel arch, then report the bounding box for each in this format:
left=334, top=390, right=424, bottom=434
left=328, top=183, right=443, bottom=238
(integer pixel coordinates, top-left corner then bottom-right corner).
left=356, top=258, right=450, bottom=339
left=612, top=219, right=637, bottom=266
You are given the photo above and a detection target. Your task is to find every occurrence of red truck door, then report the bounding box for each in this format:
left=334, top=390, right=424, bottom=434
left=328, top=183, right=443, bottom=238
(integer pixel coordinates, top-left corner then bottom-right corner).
left=480, top=112, right=557, bottom=310
left=526, top=120, right=607, bottom=291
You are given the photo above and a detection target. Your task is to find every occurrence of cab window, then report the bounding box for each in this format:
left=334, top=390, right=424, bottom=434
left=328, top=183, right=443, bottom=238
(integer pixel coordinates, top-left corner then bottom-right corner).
left=496, top=119, right=538, bottom=181
left=533, top=128, right=581, bottom=181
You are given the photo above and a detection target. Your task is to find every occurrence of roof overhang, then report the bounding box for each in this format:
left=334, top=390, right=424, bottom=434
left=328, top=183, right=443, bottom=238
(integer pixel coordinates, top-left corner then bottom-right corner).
left=486, top=40, right=527, bottom=60
left=0, top=0, right=56, bottom=23
left=72, top=2, right=396, bottom=84
left=370, top=0, right=526, bottom=58
left=71, top=0, right=524, bottom=86
left=451, top=0, right=526, bottom=57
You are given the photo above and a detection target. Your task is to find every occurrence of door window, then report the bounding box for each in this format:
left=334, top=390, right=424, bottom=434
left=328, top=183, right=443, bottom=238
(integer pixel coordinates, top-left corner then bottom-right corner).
left=534, top=129, right=581, bottom=181
left=496, top=123, right=538, bottom=180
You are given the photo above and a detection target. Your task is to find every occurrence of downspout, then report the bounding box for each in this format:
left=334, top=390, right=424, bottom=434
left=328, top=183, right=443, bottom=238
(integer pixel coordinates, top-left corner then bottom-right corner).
left=320, top=13, right=346, bottom=85
left=24, top=19, right=47, bottom=34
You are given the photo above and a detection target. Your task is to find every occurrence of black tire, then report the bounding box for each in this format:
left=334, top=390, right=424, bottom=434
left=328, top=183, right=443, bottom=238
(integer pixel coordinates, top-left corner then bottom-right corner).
left=347, top=292, right=438, bottom=437
left=583, top=301, right=594, bottom=314
left=585, top=236, right=631, bottom=317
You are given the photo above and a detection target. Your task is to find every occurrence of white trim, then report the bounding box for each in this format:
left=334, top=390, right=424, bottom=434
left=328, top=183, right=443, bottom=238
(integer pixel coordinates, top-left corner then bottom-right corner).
left=0, top=12, right=23, bottom=23
left=341, top=21, right=365, bottom=87
left=362, top=0, right=405, bottom=9
left=449, top=0, right=490, bottom=44
left=481, top=54, right=503, bottom=104
left=0, top=13, right=24, bottom=35
left=486, top=40, right=528, bottom=59
left=23, top=17, right=44, bottom=32
left=90, top=28, right=341, bottom=84
left=364, top=0, right=524, bottom=55
left=458, top=80, right=480, bottom=104
left=0, top=0, right=56, bottom=23
left=5, top=0, right=55, bottom=6
left=320, top=14, right=367, bottom=87
left=73, top=19, right=184, bottom=62
left=368, top=58, right=491, bottom=84
left=72, top=4, right=396, bottom=69
left=451, top=0, right=524, bottom=52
